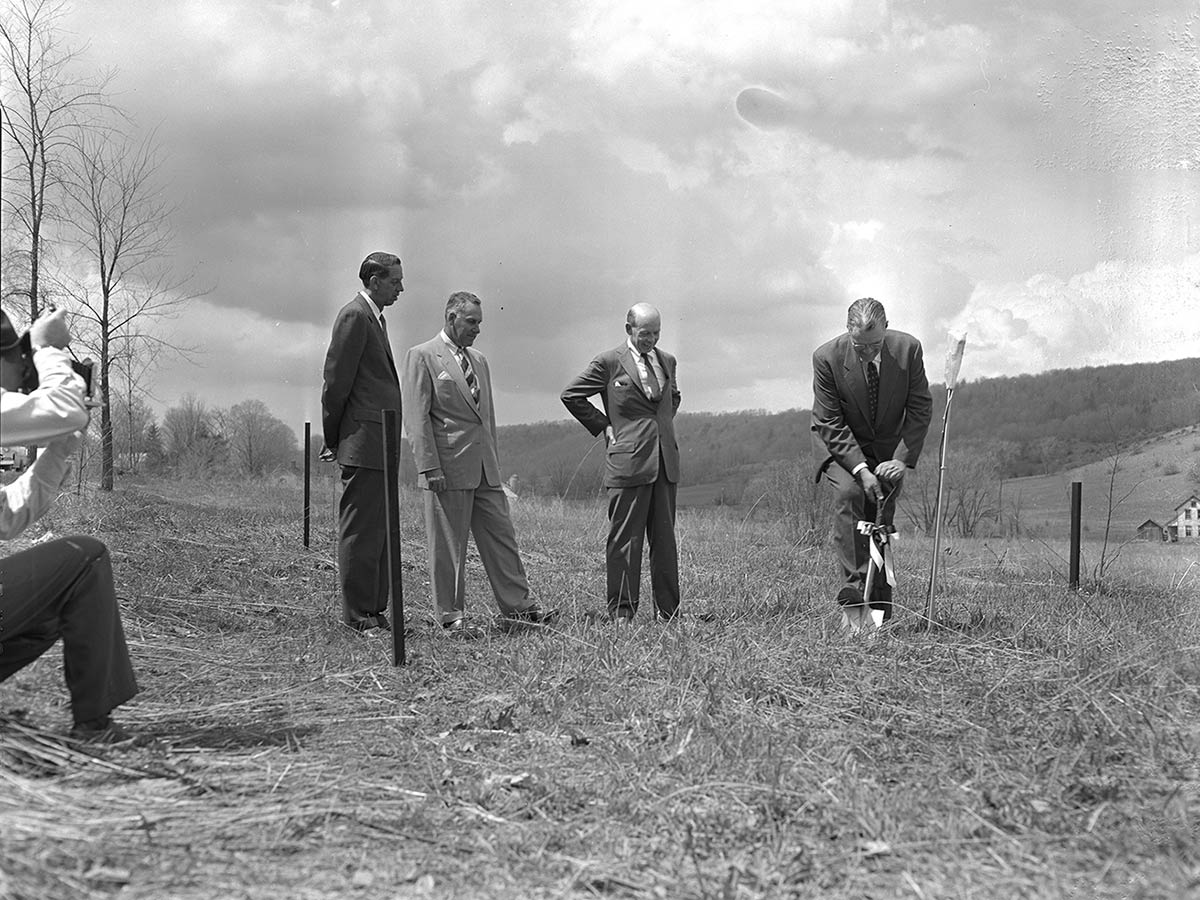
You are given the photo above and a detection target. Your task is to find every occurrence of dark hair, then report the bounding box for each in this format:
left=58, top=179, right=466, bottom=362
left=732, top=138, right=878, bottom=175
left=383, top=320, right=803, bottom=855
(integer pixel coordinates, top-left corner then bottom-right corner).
left=358, top=252, right=402, bottom=287
left=445, top=291, right=482, bottom=318
left=847, top=297, right=888, bottom=331
left=0, top=308, right=21, bottom=357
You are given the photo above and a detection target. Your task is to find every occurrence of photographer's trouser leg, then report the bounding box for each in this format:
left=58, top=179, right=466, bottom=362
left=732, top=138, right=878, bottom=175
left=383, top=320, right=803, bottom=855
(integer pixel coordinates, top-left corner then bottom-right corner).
left=0, top=536, right=138, bottom=724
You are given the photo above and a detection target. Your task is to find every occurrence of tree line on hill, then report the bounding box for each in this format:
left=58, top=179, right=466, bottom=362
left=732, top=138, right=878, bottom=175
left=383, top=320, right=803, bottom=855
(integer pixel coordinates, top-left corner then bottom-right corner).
left=56, top=355, right=1200, bottom=543
left=493, top=356, right=1200, bottom=501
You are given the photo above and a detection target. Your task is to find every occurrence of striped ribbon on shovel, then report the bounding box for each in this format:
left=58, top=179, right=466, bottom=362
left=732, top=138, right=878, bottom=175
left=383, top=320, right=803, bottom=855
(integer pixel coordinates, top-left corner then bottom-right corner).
left=857, top=516, right=897, bottom=603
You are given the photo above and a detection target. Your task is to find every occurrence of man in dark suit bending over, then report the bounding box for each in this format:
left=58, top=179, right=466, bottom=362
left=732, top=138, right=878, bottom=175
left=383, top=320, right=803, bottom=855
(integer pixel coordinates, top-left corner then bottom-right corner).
left=561, top=303, right=682, bottom=625
left=321, top=252, right=404, bottom=634
left=811, top=297, right=932, bottom=634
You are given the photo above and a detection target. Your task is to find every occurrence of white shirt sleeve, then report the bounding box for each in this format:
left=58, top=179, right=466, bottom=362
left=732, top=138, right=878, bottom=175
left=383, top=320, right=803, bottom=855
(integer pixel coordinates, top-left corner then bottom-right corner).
left=0, top=346, right=88, bottom=539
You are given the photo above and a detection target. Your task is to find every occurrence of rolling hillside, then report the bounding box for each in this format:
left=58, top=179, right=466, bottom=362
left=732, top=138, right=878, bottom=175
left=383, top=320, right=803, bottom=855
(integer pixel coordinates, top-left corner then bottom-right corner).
left=391, top=357, right=1200, bottom=516
left=995, top=423, right=1200, bottom=538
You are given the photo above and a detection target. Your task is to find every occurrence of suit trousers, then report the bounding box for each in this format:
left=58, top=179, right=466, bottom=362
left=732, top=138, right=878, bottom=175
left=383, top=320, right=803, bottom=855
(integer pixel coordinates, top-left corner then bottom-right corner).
left=606, top=467, right=680, bottom=620
left=0, top=536, right=138, bottom=724
left=423, top=483, right=532, bottom=624
left=824, top=463, right=902, bottom=608
left=338, top=465, right=390, bottom=625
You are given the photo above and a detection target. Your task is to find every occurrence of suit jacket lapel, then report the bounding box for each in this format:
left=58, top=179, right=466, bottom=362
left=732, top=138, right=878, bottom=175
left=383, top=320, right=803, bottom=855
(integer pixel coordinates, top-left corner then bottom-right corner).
left=620, top=345, right=664, bottom=403
left=434, top=338, right=483, bottom=421
left=357, top=294, right=397, bottom=372
left=618, top=346, right=642, bottom=389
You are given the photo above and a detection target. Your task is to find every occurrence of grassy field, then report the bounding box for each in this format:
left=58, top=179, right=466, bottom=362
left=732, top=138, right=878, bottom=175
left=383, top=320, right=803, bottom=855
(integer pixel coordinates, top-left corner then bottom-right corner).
left=1, top=475, right=1198, bottom=900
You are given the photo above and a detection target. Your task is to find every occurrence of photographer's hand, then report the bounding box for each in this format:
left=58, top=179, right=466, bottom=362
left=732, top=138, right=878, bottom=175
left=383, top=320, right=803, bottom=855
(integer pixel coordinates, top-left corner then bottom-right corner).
left=30, top=307, right=71, bottom=350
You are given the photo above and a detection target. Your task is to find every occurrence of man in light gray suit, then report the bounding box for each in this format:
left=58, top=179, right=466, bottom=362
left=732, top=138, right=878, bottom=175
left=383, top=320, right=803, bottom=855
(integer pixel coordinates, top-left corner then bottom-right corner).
left=402, top=292, right=556, bottom=636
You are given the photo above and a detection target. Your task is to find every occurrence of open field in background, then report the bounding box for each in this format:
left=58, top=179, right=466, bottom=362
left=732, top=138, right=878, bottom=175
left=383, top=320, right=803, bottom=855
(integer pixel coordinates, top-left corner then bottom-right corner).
left=1, top=476, right=1198, bottom=900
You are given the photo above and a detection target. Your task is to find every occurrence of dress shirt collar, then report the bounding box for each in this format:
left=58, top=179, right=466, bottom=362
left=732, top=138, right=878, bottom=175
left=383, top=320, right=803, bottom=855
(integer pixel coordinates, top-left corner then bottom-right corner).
left=627, top=338, right=655, bottom=359
left=359, top=291, right=384, bottom=323
left=440, top=329, right=465, bottom=353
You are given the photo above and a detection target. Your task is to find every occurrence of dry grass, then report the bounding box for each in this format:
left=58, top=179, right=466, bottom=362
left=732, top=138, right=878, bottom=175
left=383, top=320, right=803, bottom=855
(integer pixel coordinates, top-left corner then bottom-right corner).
left=1, top=475, right=1198, bottom=900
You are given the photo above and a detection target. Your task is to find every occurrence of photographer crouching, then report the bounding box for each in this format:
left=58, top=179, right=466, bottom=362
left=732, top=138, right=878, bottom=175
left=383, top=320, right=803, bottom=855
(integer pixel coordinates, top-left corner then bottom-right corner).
left=0, top=306, right=138, bottom=743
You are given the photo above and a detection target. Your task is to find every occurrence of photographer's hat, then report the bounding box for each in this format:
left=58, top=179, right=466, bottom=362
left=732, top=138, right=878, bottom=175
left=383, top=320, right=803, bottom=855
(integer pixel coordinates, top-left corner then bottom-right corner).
left=0, top=309, right=21, bottom=355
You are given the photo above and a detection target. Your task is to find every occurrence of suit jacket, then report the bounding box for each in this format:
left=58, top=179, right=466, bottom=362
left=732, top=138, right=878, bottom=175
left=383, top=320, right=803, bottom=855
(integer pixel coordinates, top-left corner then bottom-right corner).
left=561, top=344, right=681, bottom=488
left=321, top=294, right=402, bottom=470
left=402, top=334, right=503, bottom=490
left=811, top=329, right=932, bottom=481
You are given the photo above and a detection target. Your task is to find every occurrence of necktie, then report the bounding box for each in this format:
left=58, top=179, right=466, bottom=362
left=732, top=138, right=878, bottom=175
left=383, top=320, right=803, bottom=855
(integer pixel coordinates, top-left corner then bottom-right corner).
left=866, top=360, right=879, bottom=421
left=378, top=314, right=387, bottom=332
left=457, top=347, right=479, bottom=403
left=640, top=352, right=661, bottom=401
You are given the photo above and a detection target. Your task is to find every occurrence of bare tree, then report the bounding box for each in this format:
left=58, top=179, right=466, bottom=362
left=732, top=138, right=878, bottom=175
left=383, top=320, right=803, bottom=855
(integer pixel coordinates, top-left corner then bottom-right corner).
left=162, top=393, right=226, bottom=476
left=109, top=391, right=155, bottom=473
left=216, top=400, right=297, bottom=477
left=109, top=330, right=162, bottom=470
left=1093, top=449, right=1141, bottom=589
left=0, top=0, right=111, bottom=317
left=900, top=461, right=940, bottom=535
left=59, top=125, right=199, bottom=490
left=949, top=452, right=1002, bottom=538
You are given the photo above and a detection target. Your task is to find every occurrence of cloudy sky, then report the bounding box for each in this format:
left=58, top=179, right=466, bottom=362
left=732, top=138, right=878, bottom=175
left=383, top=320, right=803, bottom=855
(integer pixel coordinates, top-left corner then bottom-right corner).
left=51, top=0, right=1200, bottom=430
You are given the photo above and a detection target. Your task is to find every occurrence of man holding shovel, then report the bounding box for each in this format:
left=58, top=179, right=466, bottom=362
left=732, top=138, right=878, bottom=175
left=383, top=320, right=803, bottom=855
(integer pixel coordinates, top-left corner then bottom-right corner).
left=811, top=298, right=932, bottom=633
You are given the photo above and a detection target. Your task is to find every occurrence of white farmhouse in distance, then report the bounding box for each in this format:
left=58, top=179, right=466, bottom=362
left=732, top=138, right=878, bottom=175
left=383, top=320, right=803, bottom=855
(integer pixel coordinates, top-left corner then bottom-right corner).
left=1165, top=495, right=1200, bottom=542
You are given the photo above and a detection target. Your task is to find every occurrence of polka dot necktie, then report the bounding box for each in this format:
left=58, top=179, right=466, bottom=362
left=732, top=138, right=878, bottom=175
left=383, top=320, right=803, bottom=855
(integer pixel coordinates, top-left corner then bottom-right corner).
left=866, top=360, right=879, bottom=421
left=640, top=352, right=661, bottom=401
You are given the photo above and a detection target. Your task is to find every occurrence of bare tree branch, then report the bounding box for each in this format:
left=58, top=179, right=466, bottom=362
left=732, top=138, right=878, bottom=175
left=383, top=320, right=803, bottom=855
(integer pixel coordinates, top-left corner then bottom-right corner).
left=1, top=0, right=115, bottom=318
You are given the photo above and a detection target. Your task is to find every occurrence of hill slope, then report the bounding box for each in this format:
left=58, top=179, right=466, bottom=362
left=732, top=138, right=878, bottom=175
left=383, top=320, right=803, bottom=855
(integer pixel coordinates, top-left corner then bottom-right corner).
left=480, top=357, right=1199, bottom=503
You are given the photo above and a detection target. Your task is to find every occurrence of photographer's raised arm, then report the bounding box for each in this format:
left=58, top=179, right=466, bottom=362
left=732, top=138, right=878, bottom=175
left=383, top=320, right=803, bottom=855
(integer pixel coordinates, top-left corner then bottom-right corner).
left=1, top=310, right=90, bottom=539
left=1, top=345, right=89, bottom=446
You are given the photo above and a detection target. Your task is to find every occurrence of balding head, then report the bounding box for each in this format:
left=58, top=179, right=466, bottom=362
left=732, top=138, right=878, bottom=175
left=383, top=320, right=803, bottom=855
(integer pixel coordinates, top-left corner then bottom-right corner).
left=625, top=303, right=662, bottom=354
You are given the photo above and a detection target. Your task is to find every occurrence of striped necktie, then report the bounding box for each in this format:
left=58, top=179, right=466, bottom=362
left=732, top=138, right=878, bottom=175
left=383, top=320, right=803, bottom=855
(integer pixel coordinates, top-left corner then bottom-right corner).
left=456, top=347, right=479, bottom=403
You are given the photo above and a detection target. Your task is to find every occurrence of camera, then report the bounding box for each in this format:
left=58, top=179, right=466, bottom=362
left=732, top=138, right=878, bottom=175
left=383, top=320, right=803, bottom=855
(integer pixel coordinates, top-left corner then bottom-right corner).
left=14, top=329, right=94, bottom=398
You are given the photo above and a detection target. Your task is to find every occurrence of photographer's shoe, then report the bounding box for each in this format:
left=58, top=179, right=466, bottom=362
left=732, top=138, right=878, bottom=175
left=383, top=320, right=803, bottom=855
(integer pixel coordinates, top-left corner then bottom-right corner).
left=69, top=716, right=135, bottom=745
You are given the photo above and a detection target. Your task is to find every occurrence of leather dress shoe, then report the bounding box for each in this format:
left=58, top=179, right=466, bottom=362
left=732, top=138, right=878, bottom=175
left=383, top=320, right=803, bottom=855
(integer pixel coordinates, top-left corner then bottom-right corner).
left=836, top=586, right=864, bottom=606
left=442, top=619, right=485, bottom=639
left=69, top=716, right=135, bottom=745
left=347, top=613, right=391, bottom=634
left=501, top=606, right=560, bottom=630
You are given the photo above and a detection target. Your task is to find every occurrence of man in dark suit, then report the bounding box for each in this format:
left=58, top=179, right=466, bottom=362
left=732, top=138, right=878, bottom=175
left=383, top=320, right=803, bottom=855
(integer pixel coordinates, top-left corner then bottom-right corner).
left=561, top=303, right=682, bottom=624
left=402, top=292, right=555, bottom=636
left=320, top=252, right=404, bottom=634
left=811, top=297, right=932, bottom=633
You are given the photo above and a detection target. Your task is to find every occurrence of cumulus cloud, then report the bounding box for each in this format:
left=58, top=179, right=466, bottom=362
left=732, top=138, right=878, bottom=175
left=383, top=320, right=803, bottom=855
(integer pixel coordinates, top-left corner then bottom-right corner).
left=946, top=253, right=1200, bottom=382
left=49, top=0, right=1198, bottom=428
